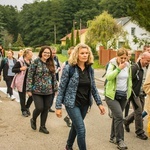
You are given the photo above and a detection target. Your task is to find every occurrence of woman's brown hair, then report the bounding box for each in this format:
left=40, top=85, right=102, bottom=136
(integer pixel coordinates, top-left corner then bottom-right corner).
left=38, top=46, right=55, bottom=73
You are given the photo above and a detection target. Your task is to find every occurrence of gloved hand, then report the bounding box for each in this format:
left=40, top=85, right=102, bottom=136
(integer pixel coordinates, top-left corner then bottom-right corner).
left=147, top=115, right=150, bottom=137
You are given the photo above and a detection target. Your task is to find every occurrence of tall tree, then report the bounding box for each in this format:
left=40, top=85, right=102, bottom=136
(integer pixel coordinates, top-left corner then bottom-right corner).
left=129, top=0, right=150, bottom=32
left=76, top=30, right=80, bottom=45
left=99, top=0, right=136, bottom=18
left=85, top=11, right=125, bottom=49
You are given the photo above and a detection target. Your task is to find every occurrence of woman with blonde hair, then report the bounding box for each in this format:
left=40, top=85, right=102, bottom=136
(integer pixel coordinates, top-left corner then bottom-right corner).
left=0, top=50, right=17, bottom=100
left=12, top=48, right=33, bottom=117
left=55, top=43, right=105, bottom=150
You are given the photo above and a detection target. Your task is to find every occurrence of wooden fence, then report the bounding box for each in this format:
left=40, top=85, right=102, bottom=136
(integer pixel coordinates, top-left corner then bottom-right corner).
left=99, top=46, right=142, bottom=66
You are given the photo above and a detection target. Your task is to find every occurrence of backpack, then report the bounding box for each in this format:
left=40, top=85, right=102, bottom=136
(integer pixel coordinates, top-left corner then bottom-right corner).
left=103, top=63, right=116, bottom=86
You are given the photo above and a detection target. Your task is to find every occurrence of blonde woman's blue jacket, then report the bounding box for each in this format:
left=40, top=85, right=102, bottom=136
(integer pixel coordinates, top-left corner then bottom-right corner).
left=55, top=64, right=102, bottom=109
left=104, top=58, right=132, bottom=100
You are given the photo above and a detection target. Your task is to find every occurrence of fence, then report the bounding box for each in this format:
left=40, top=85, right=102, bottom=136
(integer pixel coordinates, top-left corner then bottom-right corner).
left=99, top=46, right=142, bottom=66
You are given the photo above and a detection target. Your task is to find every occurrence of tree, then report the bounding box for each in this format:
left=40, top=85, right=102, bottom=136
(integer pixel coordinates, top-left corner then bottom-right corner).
left=70, top=28, right=75, bottom=46
left=129, top=0, right=150, bottom=32
left=13, top=33, right=25, bottom=47
left=99, top=0, right=136, bottom=18
left=85, top=11, right=125, bottom=49
left=76, top=29, right=80, bottom=45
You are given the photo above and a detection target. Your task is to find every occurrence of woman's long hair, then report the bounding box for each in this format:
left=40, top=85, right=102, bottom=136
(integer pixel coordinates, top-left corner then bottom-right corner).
left=38, top=46, right=55, bottom=73
left=68, top=43, right=94, bottom=66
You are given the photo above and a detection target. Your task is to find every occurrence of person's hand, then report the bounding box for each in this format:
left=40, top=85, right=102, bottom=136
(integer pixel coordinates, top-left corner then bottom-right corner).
left=56, top=109, right=62, bottom=118
left=20, top=66, right=27, bottom=71
left=27, top=92, right=32, bottom=97
left=98, top=105, right=105, bottom=115
left=118, top=62, right=127, bottom=70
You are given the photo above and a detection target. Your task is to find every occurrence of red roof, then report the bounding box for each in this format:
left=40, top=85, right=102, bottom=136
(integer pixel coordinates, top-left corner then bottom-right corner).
left=61, top=29, right=87, bottom=41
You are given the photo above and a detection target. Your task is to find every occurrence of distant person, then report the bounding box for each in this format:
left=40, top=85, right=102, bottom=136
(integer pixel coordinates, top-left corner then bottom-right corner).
left=0, top=50, right=17, bottom=100
left=55, top=43, right=105, bottom=150
left=49, top=46, right=61, bottom=113
left=124, top=50, right=133, bottom=118
left=0, top=45, right=5, bottom=66
left=12, top=48, right=33, bottom=117
left=0, top=45, right=5, bottom=82
left=18, top=49, right=24, bottom=59
left=26, top=46, right=58, bottom=134
left=105, top=48, right=132, bottom=150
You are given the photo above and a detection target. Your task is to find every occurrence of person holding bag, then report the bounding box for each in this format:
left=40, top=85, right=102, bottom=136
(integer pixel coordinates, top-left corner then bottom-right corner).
left=55, top=43, right=105, bottom=150
left=105, top=48, right=132, bottom=150
left=12, top=48, right=33, bottom=117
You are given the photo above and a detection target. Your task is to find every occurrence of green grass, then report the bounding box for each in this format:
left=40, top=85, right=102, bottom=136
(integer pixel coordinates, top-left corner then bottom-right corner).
left=57, top=54, right=104, bottom=69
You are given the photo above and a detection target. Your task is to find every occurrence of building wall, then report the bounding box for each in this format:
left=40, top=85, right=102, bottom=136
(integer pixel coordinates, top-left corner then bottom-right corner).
left=121, top=21, right=150, bottom=50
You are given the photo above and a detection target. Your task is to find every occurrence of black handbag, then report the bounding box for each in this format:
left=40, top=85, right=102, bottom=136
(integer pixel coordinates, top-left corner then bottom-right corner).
left=115, top=90, right=127, bottom=100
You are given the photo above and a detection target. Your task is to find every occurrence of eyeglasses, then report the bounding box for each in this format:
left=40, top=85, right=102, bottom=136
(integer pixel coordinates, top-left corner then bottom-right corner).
left=43, top=52, right=50, bottom=55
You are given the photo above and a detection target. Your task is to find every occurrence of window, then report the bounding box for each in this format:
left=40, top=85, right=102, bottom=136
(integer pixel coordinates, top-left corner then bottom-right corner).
left=131, top=27, right=135, bottom=35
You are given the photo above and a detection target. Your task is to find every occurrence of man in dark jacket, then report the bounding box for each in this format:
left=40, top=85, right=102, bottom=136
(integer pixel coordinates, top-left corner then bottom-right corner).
left=124, top=52, right=150, bottom=140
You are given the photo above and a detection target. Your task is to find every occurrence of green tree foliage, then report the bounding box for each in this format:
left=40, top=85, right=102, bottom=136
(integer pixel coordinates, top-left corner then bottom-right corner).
left=70, top=28, right=75, bottom=46
left=13, top=33, right=25, bottom=47
left=0, top=5, right=19, bottom=42
left=74, top=0, right=101, bottom=29
left=86, top=11, right=124, bottom=49
left=99, top=0, right=136, bottom=18
left=76, top=30, right=80, bottom=45
left=129, top=0, right=150, bottom=32
left=65, top=37, right=71, bottom=50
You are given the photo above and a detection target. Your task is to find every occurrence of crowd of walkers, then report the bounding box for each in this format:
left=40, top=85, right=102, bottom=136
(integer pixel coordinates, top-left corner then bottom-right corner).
left=0, top=43, right=150, bottom=150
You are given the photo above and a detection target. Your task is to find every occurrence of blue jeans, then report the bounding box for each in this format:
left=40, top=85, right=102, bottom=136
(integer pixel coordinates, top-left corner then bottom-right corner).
left=66, top=105, right=89, bottom=150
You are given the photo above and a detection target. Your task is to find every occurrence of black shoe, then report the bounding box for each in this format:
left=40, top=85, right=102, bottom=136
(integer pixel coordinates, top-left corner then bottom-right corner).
left=30, top=118, right=36, bottom=130
left=39, top=126, right=49, bottom=134
left=64, top=116, right=72, bottom=127
left=117, top=140, right=128, bottom=150
left=109, top=138, right=116, bottom=144
left=123, top=120, right=130, bottom=132
left=22, top=111, right=29, bottom=117
left=136, top=133, right=148, bottom=140
left=49, top=108, right=55, bottom=113
left=65, top=145, right=73, bottom=150
left=26, top=108, right=31, bottom=116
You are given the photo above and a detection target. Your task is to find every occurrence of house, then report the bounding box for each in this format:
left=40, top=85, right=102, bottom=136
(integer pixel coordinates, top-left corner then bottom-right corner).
left=60, top=29, right=87, bottom=46
left=116, top=17, right=150, bottom=50
left=61, top=17, right=150, bottom=51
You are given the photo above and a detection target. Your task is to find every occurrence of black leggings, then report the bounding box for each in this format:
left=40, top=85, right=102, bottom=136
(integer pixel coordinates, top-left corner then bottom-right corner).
left=32, top=94, right=53, bottom=127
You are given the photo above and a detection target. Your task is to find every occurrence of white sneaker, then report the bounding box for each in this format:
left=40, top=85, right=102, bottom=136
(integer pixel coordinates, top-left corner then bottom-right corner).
left=10, top=95, right=15, bottom=101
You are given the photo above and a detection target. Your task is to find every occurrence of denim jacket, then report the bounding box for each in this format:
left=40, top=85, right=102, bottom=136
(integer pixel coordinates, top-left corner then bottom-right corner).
left=55, top=64, right=102, bottom=109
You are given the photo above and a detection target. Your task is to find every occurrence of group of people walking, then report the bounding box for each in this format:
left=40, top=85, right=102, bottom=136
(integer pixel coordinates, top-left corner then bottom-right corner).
left=0, top=43, right=150, bottom=150
left=105, top=47, right=150, bottom=150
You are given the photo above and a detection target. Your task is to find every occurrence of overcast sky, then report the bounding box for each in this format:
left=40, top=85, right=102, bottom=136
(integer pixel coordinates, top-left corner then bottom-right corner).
left=0, top=0, right=33, bottom=10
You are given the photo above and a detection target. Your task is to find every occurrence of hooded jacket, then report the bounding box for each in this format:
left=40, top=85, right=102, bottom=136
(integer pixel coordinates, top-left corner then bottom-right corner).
left=104, top=57, right=132, bottom=100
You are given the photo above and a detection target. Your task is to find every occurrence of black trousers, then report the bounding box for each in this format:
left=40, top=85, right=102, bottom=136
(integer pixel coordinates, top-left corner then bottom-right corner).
left=18, top=91, right=33, bottom=112
left=5, top=76, right=14, bottom=96
left=32, top=94, right=53, bottom=127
